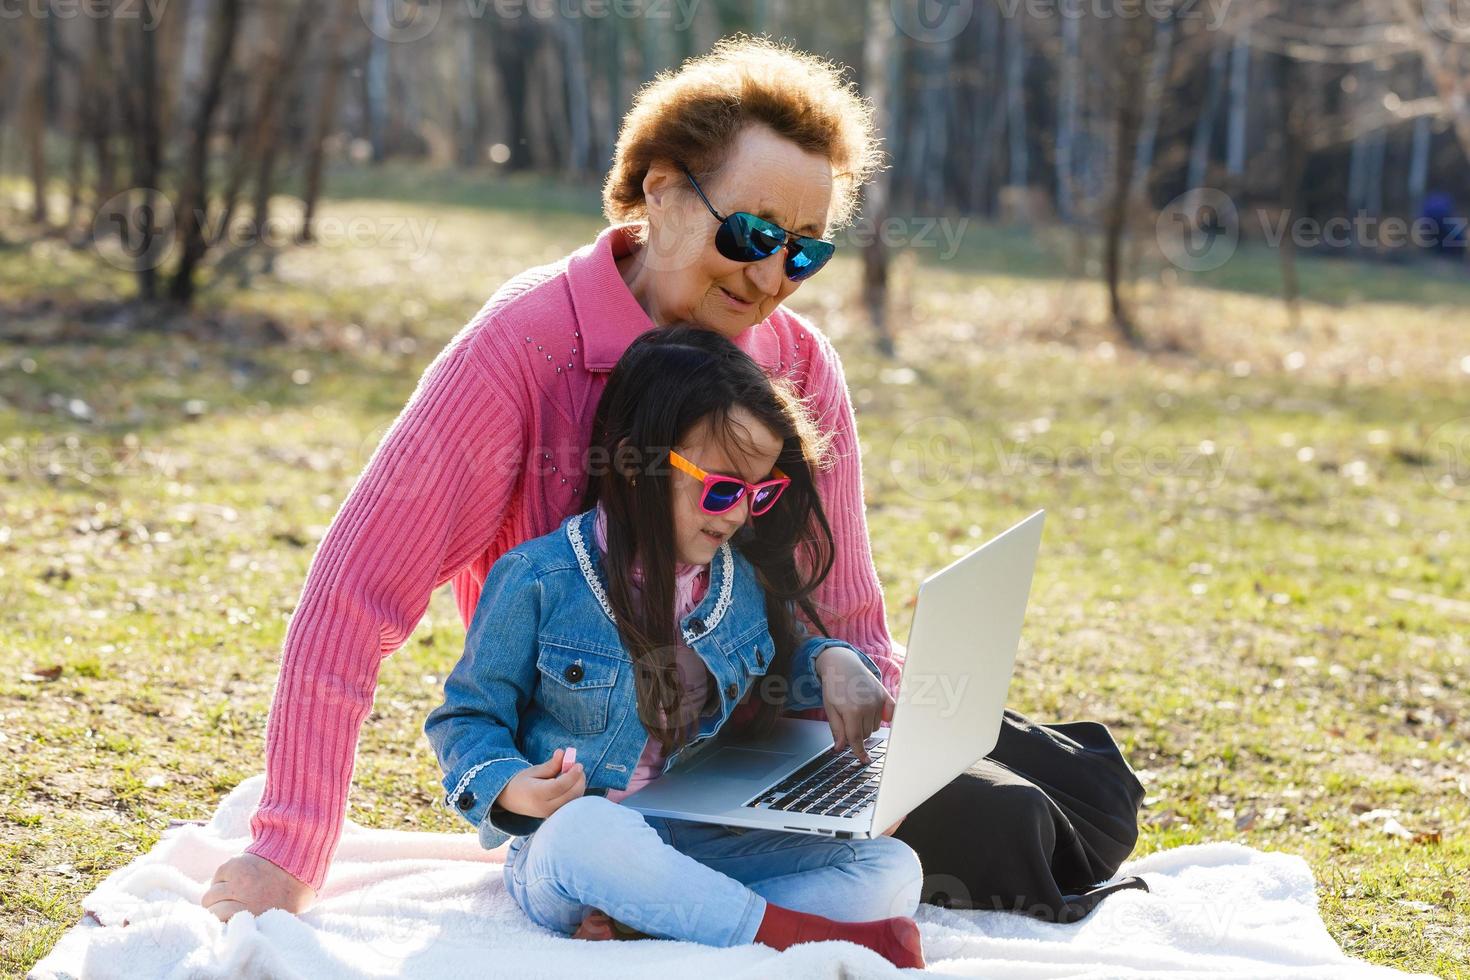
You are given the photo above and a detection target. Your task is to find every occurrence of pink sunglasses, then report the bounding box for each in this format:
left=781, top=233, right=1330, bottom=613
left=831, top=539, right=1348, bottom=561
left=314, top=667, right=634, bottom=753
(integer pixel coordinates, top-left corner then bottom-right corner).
left=668, top=450, right=790, bottom=516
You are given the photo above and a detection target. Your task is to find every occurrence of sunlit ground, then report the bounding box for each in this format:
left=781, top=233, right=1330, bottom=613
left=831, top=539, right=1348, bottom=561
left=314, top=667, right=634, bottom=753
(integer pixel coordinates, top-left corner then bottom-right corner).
left=1, top=165, right=1467, bottom=977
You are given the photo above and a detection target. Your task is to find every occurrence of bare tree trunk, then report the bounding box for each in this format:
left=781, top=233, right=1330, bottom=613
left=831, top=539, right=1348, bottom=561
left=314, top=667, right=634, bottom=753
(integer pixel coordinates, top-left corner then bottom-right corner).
left=861, top=0, right=896, bottom=358
left=1225, top=28, right=1251, bottom=181
left=248, top=4, right=316, bottom=241
left=24, top=11, right=50, bottom=225
left=970, top=0, right=1003, bottom=213
left=64, top=28, right=87, bottom=232
left=176, top=0, right=212, bottom=124
left=491, top=17, right=534, bottom=170
left=117, top=10, right=163, bottom=301
left=1276, top=53, right=1305, bottom=331
left=1131, top=14, right=1175, bottom=200
left=1188, top=43, right=1228, bottom=190
left=300, top=0, right=354, bottom=242
left=929, top=35, right=954, bottom=210
left=1104, top=2, right=1149, bottom=344
left=1005, top=11, right=1029, bottom=190
left=88, top=2, right=117, bottom=230
left=366, top=0, right=389, bottom=162
left=1057, top=0, right=1081, bottom=220
left=561, top=12, right=590, bottom=177
left=170, top=0, right=244, bottom=304
left=455, top=8, right=480, bottom=167
left=1407, top=111, right=1432, bottom=216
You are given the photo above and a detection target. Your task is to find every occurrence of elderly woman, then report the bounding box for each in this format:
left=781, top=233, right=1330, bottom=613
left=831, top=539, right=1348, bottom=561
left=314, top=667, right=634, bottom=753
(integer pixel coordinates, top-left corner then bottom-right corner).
left=203, top=37, right=1144, bottom=926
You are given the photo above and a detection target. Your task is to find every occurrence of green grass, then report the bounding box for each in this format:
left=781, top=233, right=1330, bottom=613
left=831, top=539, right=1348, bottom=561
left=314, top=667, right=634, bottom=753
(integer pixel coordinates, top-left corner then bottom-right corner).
left=1, top=167, right=1467, bottom=978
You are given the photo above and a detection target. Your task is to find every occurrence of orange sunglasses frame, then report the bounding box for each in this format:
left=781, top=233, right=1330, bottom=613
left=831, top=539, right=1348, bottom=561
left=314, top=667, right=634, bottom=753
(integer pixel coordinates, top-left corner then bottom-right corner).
left=667, top=450, right=790, bottom=516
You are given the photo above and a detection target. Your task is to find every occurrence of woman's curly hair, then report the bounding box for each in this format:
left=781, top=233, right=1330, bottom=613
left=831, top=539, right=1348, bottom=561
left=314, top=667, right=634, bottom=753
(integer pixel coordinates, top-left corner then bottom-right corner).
left=603, top=35, right=883, bottom=234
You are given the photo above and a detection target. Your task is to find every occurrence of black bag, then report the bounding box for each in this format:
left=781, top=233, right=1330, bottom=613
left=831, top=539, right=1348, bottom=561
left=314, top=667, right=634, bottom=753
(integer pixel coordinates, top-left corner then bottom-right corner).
left=891, top=708, right=1147, bottom=923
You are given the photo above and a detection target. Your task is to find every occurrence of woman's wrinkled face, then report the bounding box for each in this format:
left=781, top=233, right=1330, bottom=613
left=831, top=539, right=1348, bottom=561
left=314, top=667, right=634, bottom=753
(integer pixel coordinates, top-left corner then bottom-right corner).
left=640, top=125, right=835, bottom=339
left=668, top=406, right=784, bottom=566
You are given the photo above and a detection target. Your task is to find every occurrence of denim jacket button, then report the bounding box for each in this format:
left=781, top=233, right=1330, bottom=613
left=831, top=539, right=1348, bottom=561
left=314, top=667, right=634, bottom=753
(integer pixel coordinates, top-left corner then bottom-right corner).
left=755, top=647, right=765, bottom=667
left=725, top=682, right=738, bottom=700
left=455, top=790, right=475, bottom=811
left=564, top=663, right=584, bottom=683
left=689, top=617, right=706, bottom=633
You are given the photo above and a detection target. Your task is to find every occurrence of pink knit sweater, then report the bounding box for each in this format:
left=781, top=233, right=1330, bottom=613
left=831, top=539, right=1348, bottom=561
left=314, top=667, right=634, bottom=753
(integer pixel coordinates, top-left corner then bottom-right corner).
left=245, top=223, right=902, bottom=891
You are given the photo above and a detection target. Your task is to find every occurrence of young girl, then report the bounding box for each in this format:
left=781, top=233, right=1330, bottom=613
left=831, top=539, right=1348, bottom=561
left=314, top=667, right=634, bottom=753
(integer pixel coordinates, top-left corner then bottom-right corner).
left=424, top=326, right=925, bottom=968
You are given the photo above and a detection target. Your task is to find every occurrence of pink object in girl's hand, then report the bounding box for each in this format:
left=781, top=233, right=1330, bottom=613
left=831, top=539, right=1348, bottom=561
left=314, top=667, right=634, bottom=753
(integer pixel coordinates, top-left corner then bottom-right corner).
left=560, top=747, right=577, bottom=773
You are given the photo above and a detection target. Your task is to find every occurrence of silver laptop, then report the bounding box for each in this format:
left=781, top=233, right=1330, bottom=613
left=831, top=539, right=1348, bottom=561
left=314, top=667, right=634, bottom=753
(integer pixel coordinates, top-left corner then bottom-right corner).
left=621, top=509, right=1046, bottom=839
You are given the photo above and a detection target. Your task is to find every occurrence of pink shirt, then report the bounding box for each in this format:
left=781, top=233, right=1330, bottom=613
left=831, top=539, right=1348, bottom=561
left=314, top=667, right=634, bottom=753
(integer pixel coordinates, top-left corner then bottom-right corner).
left=586, top=503, right=715, bottom=804
left=245, top=223, right=902, bottom=890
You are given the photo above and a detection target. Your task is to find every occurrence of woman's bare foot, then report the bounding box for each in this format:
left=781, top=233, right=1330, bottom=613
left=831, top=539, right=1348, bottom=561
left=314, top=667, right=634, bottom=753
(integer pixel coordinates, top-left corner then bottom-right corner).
left=573, top=908, right=652, bottom=940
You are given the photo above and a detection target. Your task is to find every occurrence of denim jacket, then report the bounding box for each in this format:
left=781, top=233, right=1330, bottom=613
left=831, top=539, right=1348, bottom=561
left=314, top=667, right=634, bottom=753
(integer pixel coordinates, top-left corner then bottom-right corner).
left=424, top=506, right=883, bottom=849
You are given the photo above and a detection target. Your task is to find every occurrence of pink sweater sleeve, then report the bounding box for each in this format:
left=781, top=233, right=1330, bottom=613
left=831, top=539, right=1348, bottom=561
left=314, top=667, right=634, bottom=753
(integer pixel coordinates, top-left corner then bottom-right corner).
left=797, top=328, right=904, bottom=699
left=244, top=324, right=526, bottom=891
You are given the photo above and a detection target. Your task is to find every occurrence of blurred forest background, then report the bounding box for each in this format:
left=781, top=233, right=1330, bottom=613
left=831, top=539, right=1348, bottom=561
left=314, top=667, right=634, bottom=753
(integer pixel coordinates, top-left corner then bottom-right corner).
left=1, top=1, right=1468, bottom=977
left=2, top=0, right=1470, bottom=326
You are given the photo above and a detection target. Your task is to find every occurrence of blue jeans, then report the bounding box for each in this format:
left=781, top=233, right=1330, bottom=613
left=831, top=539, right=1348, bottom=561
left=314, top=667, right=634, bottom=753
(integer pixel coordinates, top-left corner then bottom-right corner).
left=502, top=795, right=924, bottom=947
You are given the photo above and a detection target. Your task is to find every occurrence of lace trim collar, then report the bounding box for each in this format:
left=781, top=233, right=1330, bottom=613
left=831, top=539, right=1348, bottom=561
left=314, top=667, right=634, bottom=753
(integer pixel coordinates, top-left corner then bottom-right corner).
left=565, top=510, right=733, bottom=645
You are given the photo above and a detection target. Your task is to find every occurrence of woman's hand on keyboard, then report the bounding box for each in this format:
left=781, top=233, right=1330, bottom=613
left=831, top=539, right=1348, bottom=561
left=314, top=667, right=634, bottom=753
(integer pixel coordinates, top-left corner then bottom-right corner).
left=814, top=646, right=895, bottom=765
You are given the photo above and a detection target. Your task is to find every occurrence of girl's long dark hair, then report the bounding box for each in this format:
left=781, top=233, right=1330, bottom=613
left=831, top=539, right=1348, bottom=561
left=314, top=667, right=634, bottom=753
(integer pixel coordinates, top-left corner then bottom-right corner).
left=579, top=325, right=838, bottom=753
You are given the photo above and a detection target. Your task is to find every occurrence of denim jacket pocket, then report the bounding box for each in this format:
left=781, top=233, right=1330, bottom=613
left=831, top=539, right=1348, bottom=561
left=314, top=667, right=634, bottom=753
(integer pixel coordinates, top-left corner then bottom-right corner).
left=729, top=625, right=774, bottom=678
left=535, top=642, right=620, bottom=734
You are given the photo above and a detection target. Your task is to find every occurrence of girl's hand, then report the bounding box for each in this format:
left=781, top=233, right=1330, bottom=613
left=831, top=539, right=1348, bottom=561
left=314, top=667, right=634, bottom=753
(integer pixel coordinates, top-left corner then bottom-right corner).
left=815, top=646, right=895, bottom=765
left=495, top=748, right=586, bottom=818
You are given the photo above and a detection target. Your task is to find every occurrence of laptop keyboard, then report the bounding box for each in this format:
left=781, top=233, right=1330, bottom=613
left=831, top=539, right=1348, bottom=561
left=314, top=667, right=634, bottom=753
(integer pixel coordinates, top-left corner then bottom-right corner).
left=744, top=737, right=887, bottom=818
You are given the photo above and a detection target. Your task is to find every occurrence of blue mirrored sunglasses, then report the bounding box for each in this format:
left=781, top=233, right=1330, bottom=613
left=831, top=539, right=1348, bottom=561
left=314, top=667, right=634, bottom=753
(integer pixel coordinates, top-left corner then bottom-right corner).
left=680, top=165, right=836, bottom=282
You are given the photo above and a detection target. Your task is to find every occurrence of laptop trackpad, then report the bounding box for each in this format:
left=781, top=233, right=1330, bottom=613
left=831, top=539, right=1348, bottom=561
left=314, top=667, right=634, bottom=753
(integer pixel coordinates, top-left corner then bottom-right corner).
left=687, top=746, right=801, bottom=780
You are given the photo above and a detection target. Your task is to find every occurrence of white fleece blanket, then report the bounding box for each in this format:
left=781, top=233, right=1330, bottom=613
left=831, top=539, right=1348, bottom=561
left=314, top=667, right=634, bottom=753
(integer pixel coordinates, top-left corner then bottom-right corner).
left=30, top=774, right=1432, bottom=980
